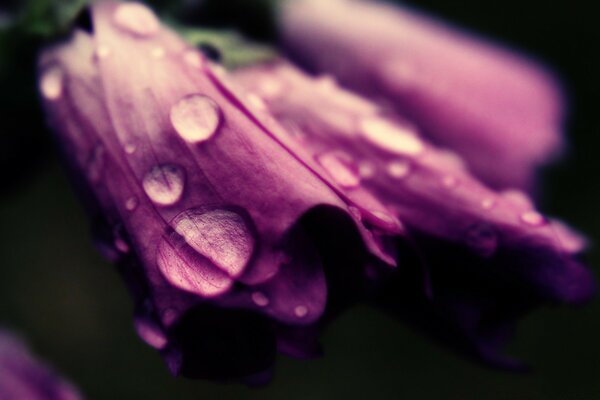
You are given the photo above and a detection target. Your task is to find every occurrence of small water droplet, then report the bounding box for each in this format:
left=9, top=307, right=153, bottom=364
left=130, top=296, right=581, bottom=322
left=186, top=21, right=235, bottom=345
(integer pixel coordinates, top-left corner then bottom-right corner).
left=183, top=50, right=204, bottom=68
left=134, top=318, right=167, bottom=349
left=170, top=94, right=222, bottom=143
left=172, top=208, right=255, bottom=277
left=358, top=161, right=376, bottom=178
left=480, top=198, right=495, bottom=210
left=316, top=152, right=360, bottom=188
left=386, top=160, right=411, bottom=179
left=442, top=175, right=458, bottom=188
left=94, top=45, right=110, bottom=59
left=294, top=305, right=308, bottom=318
left=113, top=3, right=159, bottom=37
left=465, top=223, right=498, bottom=257
left=520, top=210, right=545, bottom=226
left=142, top=164, right=185, bottom=206
left=258, top=77, right=283, bottom=99
left=247, top=93, right=267, bottom=111
left=40, top=65, right=64, bottom=100
left=151, top=46, right=165, bottom=59
left=124, top=142, right=137, bottom=154
left=360, top=117, right=424, bottom=156
left=115, top=238, right=130, bottom=253
left=162, top=308, right=178, bottom=326
left=87, top=145, right=105, bottom=183
left=252, top=291, right=269, bottom=307
left=125, top=196, right=138, bottom=211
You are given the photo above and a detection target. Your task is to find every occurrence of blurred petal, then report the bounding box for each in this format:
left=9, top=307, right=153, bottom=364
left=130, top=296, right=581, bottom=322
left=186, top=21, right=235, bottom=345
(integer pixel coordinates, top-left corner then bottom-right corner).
left=280, top=0, right=565, bottom=190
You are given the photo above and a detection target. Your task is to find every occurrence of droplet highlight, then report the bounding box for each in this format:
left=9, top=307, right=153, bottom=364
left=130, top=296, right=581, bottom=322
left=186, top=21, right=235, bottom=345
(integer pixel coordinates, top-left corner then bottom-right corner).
left=142, top=164, right=185, bottom=206
left=170, top=94, right=222, bottom=143
left=134, top=318, right=167, bottom=349
left=360, top=117, right=424, bottom=156
left=520, top=210, right=545, bottom=226
left=252, top=291, right=269, bottom=307
left=125, top=196, right=138, bottom=211
left=386, top=160, right=411, bottom=179
left=40, top=66, right=64, bottom=100
left=294, top=305, right=308, bottom=318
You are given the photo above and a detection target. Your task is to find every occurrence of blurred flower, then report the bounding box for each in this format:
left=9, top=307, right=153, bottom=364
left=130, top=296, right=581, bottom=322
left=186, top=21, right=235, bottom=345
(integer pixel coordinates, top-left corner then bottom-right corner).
left=280, top=0, right=565, bottom=190
left=38, top=0, right=593, bottom=383
left=0, top=329, right=81, bottom=400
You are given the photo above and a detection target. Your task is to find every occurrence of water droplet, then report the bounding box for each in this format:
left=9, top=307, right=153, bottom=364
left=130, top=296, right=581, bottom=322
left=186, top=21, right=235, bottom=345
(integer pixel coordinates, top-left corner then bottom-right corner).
left=125, top=196, right=138, bottom=211
left=172, top=208, right=255, bottom=277
left=465, top=223, right=498, bottom=257
left=442, top=175, right=458, bottom=188
left=134, top=318, right=167, bottom=349
left=252, top=291, right=269, bottom=307
left=113, top=3, right=159, bottom=37
left=124, top=142, right=137, bottom=154
left=294, top=305, right=308, bottom=318
left=151, top=46, right=165, bottom=59
left=142, top=164, right=185, bottom=206
left=520, top=210, right=545, bottom=226
left=162, top=308, right=178, bottom=325
left=87, top=145, right=105, bottom=183
left=183, top=50, right=204, bottom=68
left=360, top=117, right=424, bottom=156
left=258, top=77, right=283, bottom=98
left=480, top=198, right=495, bottom=210
left=170, top=94, right=222, bottom=143
left=115, top=238, right=130, bottom=253
left=386, top=160, right=411, bottom=179
left=96, top=45, right=110, bottom=59
left=40, top=65, right=64, bottom=100
left=247, top=93, right=267, bottom=111
left=316, top=152, right=360, bottom=188
left=358, top=161, right=376, bottom=178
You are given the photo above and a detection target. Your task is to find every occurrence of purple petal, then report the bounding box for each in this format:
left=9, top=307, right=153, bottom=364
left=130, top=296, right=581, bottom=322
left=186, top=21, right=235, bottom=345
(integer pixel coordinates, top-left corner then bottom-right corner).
left=0, top=329, right=81, bottom=400
left=280, top=0, right=565, bottom=190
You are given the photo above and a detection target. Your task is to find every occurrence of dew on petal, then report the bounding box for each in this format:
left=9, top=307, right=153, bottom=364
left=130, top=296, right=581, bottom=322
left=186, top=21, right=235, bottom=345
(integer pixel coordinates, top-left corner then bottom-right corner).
left=358, top=161, right=376, bottom=178
left=360, top=117, right=424, bottom=156
left=151, top=46, right=165, bottom=59
left=502, top=189, right=534, bottom=209
left=134, top=317, right=167, bottom=349
left=316, top=152, right=360, bottom=188
left=183, top=50, right=204, bottom=68
left=442, top=175, right=458, bottom=188
left=170, top=94, right=222, bottom=143
left=157, top=236, right=233, bottom=297
left=386, top=160, right=411, bottom=179
left=247, top=93, right=268, bottom=111
left=40, top=65, right=64, bottom=100
left=252, top=291, right=269, bottom=307
left=113, top=3, right=160, bottom=37
left=142, top=164, right=185, bottom=206
left=124, top=142, right=137, bottom=154
left=115, top=238, right=130, bottom=253
left=96, top=45, right=111, bottom=59
left=172, top=208, right=255, bottom=277
left=521, top=210, right=546, bottom=226
left=125, top=196, right=139, bottom=211
left=480, top=198, right=496, bottom=210
left=258, top=77, right=284, bottom=98
left=294, top=305, right=309, bottom=318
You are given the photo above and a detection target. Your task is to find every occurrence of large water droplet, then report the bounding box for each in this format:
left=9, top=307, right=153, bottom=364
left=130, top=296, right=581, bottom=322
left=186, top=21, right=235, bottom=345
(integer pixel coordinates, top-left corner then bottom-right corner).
left=360, top=117, right=424, bottom=156
left=172, top=208, right=255, bottom=278
left=386, top=160, right=411, bottom=179
left=520, top=210, right=545, bottom=226
left=170, top=94, right=222, bottom=143
left=316, top=152, right=360, bottom=188
left=134, top=317, right=167, bottom=349
left=157, top=236, right=233, bottom=297
left=142, top=164, right=185, bottom=206
left=465, top=223, right=498, bottom=257
left=40, top=65, right=64, bottom=100
left=252, top=291, right=269, bottom=307
left=113, top=3, right=159, bottom=37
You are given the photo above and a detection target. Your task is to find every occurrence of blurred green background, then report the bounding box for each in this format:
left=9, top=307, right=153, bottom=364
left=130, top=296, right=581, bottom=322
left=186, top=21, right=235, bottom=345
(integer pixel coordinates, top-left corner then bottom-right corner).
left=1, top=0, right=599, bottom=399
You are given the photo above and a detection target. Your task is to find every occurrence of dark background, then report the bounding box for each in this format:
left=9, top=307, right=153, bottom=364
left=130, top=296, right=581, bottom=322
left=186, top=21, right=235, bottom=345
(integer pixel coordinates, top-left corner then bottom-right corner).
left=1, top=0, right=599, bottom=399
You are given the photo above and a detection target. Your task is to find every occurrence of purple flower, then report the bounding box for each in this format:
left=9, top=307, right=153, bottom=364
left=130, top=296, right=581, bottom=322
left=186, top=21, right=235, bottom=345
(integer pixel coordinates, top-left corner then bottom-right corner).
left=280, top=0, right=565, bottom=190
left=0, top=329, right=81, bottom=400
left=38, top=1, right=593, bottom=382
left=233, top=61, right=594, bottom=368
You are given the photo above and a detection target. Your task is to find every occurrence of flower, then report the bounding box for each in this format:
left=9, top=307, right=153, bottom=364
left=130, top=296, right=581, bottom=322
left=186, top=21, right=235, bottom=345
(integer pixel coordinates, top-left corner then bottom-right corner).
left=38, top=1, right=593, bottom=382
left=0, top=329, right=81, bottom=400
left=233, top=61, right=594, bottom=368
left=279, top=0, right=565, bottom=190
